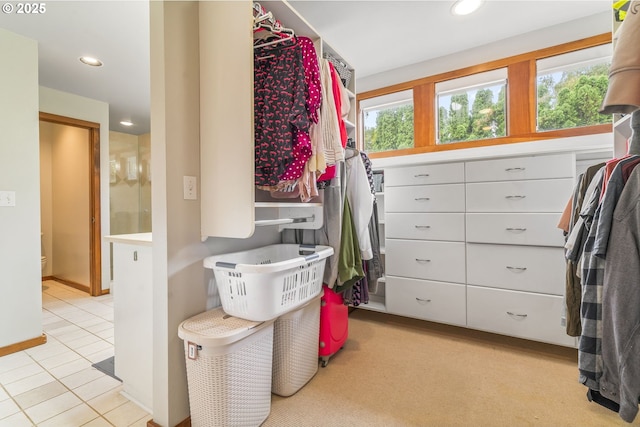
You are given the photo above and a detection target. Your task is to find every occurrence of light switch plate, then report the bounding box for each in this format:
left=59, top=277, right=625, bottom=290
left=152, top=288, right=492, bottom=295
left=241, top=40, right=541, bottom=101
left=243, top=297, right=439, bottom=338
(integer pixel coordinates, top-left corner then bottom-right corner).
left=183, top=176, right=197, bottom=200
left=0, top=191, right=15, bottom=206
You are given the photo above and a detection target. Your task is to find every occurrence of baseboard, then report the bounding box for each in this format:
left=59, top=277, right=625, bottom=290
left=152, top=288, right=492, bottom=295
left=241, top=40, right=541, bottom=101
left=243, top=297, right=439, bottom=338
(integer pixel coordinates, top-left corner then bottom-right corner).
left=0, top=334, right=47, bottom=357
left=42, top=275, right=54, bottom=281
left=147, top=417, right=191, bottom=427
left=50, top=277, right=90, bottom=293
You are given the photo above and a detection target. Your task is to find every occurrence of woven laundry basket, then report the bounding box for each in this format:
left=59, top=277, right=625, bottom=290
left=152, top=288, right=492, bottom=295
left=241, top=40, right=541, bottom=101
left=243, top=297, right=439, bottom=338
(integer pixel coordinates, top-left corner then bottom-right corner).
left=272, top=292, right=322, bottom=396
left=178, top=308, right=275, bottom=427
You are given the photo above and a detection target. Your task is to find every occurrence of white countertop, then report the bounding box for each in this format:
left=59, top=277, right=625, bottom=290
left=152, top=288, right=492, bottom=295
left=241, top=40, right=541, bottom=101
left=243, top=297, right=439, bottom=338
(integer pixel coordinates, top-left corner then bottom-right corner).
left=104, top=233, right=152, bottom=246
left=371, top=134, right=613, bottom=168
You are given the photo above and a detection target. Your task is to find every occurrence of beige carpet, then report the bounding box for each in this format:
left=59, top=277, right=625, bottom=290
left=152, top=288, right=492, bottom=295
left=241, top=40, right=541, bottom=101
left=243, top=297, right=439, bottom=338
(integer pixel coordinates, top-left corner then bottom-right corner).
left=264, top=309, right=640, bottom=427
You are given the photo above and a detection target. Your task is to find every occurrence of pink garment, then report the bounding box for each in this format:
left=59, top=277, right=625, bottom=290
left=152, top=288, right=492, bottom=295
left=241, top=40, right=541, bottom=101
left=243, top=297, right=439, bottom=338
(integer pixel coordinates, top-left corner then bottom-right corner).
left=277, top=37, right=320, bottom=183
left=298, top=37, right=321, bottom=124
left=279, top=128, right=312, bottom=182
left=329, top=63, right=348, bottom=147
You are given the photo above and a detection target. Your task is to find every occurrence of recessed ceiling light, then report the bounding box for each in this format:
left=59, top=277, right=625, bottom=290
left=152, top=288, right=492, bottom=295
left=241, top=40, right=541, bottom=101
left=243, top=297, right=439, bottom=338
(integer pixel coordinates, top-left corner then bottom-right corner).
left=120, top=120, right=134, bottom=127
left=451, top=0, right=483, bottom=16
left=79, top=56, right=103, bottom=67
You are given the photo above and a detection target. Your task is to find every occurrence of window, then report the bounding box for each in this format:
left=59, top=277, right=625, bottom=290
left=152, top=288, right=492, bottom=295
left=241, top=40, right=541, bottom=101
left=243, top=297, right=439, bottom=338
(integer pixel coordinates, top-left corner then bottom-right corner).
left=436, top=69, right=507, bottom=144
left=536, top=44, right=612, bottom=132
left=361, top=89, right=414, bottom=153
left=357, top=34, right=612, bottom=158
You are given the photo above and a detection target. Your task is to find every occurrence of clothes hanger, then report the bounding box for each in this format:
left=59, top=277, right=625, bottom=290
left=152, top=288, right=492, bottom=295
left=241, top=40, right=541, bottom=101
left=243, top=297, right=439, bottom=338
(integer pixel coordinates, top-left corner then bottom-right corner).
left=345, top=147, right=360, bottom=160
left=253, top=23, right=295, bottom=49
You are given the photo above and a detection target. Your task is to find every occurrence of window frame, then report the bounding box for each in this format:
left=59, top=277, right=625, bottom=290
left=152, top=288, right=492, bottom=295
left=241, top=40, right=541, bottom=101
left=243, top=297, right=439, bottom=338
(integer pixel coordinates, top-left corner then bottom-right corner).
left=360, top=89, right=415, bottom=154
left=357, top=33, right=612, bottom=159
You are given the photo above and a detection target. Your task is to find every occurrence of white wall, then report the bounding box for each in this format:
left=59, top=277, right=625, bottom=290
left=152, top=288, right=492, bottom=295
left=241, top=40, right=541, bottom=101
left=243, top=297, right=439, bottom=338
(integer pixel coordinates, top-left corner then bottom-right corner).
left=358, top=11, right=611, bottom=92
left=149, top=2, right=280, bottom=425
left=0, top=28, right=42, bottom=348
left=39, top=87, right=111, bottom=291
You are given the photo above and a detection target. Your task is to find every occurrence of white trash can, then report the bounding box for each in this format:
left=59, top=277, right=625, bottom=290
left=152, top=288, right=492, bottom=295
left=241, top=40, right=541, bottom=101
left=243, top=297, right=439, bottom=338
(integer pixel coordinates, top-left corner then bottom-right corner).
left=178, top=307, right=275, bottom=427
left=271, top=292, right=322, bottom=397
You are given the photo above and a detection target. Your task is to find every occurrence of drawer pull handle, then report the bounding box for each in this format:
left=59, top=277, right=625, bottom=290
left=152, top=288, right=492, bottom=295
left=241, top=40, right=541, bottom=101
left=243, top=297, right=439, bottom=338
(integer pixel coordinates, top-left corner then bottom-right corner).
left=506, top=266, right=527, bottom=272
left=505, top=195, right=526, bottom=199
left=505, top=227, right=527, bottom=232
left=505, top=167, right=526, bottom=172
left=416, top=298, right=432, bottom=304
left=414, top=173, right=430, bottom=178
left=507, top=311, right=528, bottom=318
left=414, top=197, right=430, bottom=201
left=415, top=258, right=431, bottom=263
left=415, top=225, right=431, bottom=229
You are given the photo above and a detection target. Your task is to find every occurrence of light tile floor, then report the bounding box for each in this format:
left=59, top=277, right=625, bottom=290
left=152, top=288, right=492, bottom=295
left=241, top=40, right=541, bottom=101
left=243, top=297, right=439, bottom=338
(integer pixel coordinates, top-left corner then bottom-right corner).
left=0, top=280, right=151, bottom=427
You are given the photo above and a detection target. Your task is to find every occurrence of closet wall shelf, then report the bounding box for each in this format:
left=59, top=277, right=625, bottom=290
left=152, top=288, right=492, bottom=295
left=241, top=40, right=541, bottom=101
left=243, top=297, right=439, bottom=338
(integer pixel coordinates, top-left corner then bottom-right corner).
left=255, top=202, right=322, bottom=208
left=255, top=215, right=314, bottom=227
left=614, top=113, right=632, bottom=139
left=255, top=203, right=324, bottom=231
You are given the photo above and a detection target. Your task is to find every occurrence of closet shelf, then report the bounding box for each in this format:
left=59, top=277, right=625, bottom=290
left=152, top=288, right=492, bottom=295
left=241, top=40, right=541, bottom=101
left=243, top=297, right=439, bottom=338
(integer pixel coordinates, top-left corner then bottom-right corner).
left=255, top=216, right=314, bottom=227
left=255, top=203, right=324, bottom=231
left=255, top=202, right=322, bottom=208
left=614, top=113, right=632, bottom=139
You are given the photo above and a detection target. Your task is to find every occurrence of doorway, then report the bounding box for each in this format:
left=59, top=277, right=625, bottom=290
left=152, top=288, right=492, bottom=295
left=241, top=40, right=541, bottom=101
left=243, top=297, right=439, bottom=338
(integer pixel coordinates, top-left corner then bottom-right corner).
left=39, top=112, right=103, bottom=296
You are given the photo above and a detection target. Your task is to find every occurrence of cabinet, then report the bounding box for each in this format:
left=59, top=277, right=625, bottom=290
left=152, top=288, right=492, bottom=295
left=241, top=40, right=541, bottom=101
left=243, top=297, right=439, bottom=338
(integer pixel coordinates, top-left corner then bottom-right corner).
left=199, top=0, right=356, bottom=239
left=366, top=139, right=616, bottom=347
left=384, top=162, right=467, bottom=327
left=105, top=233, right=153, bottom=413
left=464, top=153, right=576, bottom=347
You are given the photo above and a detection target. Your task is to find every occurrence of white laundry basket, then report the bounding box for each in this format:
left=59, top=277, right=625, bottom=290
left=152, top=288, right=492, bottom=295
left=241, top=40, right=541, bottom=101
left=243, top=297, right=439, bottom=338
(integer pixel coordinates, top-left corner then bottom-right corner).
left=204, top=244, right=333, bottom=321
left=272, top=292, right=322, bottom=396
left=178, top=308, right=275, bottom=427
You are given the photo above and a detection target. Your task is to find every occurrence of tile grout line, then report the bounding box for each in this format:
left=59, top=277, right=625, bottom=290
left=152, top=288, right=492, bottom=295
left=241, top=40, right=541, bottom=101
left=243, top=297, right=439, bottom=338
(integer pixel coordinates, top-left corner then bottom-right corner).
left=0, top=282, right=126, bottom=426
left=20, top=338, right=122, bottom=426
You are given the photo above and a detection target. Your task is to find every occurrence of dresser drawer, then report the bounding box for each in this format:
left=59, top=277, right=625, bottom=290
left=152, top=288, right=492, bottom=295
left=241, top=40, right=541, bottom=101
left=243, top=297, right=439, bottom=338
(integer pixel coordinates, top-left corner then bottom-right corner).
left=466, top=213, right=564, bottom=247
left=386, top=277, right=466, bottom=326
left=466, top=179, right=574, bottom=213
left=386, top=213, right=465, bottom=241
left=465, top=153, right=574, bottom=182
left=467, top=286, right=576, bottom=347
left=386, top=239, right=465, bottom=283
left=385, top=162, right=464, bottom=187
left=466, top=244, right=565, bottom=295
left=386, top=184, right=465, bottom=213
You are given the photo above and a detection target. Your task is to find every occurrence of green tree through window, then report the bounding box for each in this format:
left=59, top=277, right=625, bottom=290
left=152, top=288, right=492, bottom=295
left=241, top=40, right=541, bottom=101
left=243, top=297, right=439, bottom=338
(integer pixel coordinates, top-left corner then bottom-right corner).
left=364, top=104, right=414, bottom=153
left=537, top=63, right=611, bottom=131
left=438, top=82, right=507, bottom=144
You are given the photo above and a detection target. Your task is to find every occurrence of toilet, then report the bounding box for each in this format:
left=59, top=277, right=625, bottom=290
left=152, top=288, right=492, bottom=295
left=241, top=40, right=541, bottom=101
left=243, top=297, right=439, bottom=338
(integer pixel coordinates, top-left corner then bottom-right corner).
left=41, top=233, right=47, bottom=277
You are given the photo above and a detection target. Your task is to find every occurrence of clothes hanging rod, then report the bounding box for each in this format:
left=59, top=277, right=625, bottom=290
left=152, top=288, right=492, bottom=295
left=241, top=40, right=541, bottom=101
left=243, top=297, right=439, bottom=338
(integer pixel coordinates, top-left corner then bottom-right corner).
left=255, top=215, right=315, bottom=227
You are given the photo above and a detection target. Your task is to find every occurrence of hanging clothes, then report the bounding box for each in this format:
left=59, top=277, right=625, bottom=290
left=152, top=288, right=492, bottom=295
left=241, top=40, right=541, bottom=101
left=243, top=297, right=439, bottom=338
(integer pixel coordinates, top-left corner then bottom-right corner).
left=253, top=40, right=309, bottom=188
left=562, top=162, right=606, bottom=336
left=577, top=156, right=640, bottom=421
left=594, top=156, right=640, bottom=422
left=599, top=165, right=640, bottom=422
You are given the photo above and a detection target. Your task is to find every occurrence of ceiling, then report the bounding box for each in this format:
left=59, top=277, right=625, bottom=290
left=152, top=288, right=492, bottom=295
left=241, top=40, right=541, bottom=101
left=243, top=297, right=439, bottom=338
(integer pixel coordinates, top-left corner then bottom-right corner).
left=0, top=1, right=611, bottom=136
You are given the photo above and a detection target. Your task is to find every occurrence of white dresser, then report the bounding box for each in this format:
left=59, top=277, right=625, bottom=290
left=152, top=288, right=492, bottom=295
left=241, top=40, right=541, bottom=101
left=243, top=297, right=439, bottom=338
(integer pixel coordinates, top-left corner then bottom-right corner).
left=384, top=162, right=467, bottom=327
left=368, top=136, right=613, bottom=347
left=464, top=153, right=576, bottom=347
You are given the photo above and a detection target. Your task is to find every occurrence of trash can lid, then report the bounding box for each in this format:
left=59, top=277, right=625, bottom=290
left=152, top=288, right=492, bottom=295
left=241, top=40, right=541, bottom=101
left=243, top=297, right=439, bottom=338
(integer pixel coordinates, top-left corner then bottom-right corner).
left=178, top=307, right=273, bottom=347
